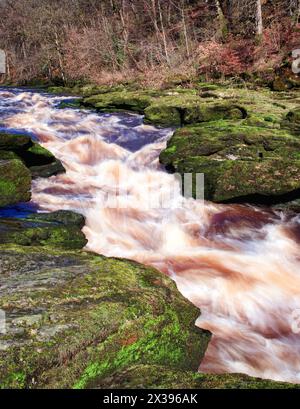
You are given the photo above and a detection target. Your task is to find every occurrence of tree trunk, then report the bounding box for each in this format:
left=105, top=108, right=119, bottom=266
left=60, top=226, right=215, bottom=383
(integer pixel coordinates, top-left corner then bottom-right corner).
left=215, top=0, right=228, bottom=39
left=181, top=0, right=190, bottom=58
left=219, top=0, right=263, bottom=38
left=256, top=0, right=263, bottom=36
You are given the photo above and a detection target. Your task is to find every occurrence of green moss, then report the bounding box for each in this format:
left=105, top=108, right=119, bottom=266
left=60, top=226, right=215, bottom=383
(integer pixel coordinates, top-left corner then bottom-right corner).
left=1, top=372, right=26, bottom=389
left=183, top=104, right=246, bottom=124
left=0, top=151, right=20, bottom=160
left=74, top=306, right=197, bottom=388
left=144, top=104, right=182, bottom=126
left=160, top=121, right=300, bottom=202
left=83, top=91, right=153, bottom=113
left=0, top=179, right=16, bottom=197
left=0, top=159, right=31, bottom=207
left=10, top=226, right=86, bottom=249
left=27, top=143, right=54, bottom=159
left=0, top=212, right=87, bottom=249
left=0, top=132, right=31, bottom=151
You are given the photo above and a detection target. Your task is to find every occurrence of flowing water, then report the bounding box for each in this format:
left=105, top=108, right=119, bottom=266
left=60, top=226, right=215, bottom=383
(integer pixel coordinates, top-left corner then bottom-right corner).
left=1, top=88, right=300, bottom=383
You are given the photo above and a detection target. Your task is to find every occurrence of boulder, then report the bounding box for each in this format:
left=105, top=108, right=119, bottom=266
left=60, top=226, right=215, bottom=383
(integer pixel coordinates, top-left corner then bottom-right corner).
left=160, top=123, right=300, bottom=203
left=144, top=98, right=247, bottom=127
left=0, top=159, right=31, bottom=207
left=28, top=210, right=85, bottom=228
left=0, top=210, right=87, bottom=249
left=29, top=159, right=65, bottom=179
left=83, top=91, right=153, bottom=113
left=0, top=132, right=65, bottom=179
left=83, top=89, right=247, bottom=127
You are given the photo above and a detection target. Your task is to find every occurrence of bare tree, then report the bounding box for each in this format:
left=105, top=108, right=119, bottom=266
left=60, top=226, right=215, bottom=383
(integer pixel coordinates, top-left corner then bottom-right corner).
left=219, top=0, right=263, bottom=38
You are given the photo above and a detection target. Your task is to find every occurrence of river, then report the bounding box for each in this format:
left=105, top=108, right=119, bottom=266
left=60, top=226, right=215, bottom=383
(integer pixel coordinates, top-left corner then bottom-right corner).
left=1, top=88, right=300, bottom=383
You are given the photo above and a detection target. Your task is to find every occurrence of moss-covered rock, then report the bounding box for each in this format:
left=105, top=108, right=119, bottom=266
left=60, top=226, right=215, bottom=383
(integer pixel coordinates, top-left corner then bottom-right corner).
left=160, top=122, right=300, bottom=203
left=83, top=91, right=153, bottom=113
left=144, top=97, right=246, bottom=127
left=0, top=132, right=65, bottom=179
left=0, top=133, right=64, bottom=208
left=27, top=210, right=85, bottom=228
left=0, top=160, right=31, bottom=207
left=144, top=103, right=182, bottom=126
left=0, top=244, right=296, bottom=389
left=82, top=89, right=247, bottom=126
left=184, top=103, right=246, bottom=124
left=57, top=99, right=82, bottom=109
left=0, top=132, right=31, bottom=151
left=28, top=159, right=65, bottom=179
left=0, top=245, right=210, bottom=389
left=0, top=211, right=87, bottom=249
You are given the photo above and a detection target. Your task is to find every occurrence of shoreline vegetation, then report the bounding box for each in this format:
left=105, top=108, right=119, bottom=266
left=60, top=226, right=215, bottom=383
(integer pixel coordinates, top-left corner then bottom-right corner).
left=0, top=1, right=299, bottom=90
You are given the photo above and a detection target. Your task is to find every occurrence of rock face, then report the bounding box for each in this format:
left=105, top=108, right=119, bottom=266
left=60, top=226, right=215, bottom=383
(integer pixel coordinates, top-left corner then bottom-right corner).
left=0, top=160, right=31, bottom=207
left=156, top=86, right=300, bottom=204
left=82, top=89, right=246, bottom=127
left=144, top=100, right=246, bottom=127
left=1, top=241, right=294, bottom=389
left=0, top=131, right=65, bottom=208
left=0, top=244, right=210, bottom=389
left=160, top=123, right=300, bottom=203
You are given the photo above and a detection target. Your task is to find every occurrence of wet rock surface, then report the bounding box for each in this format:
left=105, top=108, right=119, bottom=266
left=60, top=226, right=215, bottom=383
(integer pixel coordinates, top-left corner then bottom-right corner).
left=156, top=87, right=300, bottom=204
left=1, top=243, right=294, bottom=389
left=0, top=131, right=65, bottom=202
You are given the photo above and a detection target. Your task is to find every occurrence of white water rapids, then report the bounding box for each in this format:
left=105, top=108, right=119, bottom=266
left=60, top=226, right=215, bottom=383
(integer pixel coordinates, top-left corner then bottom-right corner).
left=1, top=88, right=300, bottom=383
